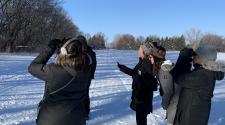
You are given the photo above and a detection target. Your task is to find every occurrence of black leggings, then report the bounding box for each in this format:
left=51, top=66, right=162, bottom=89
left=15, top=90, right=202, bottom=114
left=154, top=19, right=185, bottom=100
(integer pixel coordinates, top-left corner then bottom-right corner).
left=136, top=106, right=148, bottom=125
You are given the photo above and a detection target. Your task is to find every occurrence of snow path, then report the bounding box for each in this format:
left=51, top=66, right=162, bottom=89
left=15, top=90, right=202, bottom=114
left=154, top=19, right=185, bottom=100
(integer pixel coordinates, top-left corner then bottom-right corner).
left=0, top=50, right=225, bottom=125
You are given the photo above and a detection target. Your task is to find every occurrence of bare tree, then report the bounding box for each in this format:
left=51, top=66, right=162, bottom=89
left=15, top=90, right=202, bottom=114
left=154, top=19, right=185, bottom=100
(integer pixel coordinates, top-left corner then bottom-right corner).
left=111, top=34, right=137, bottom=50
left=185, top=28, right=203, bottom=49
left=200, top=33, right=225, bottom=52
left=136, top=35, right=145, bottom=43
left=0, top=0, right=79, bottom=52
left=88, top=32, right=106, bottom=49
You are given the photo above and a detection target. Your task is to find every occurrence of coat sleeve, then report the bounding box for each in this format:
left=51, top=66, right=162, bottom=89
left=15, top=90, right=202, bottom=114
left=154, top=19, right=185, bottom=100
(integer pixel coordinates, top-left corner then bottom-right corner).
left=177, top=70, right=225, bottom=89
left=159, top=70, right=174, bottom=110
left=90, top=51, right=97, bottom=79
left=214, top=71, right=224, bottom=80
left=28, top=47, right=54, bottom=81
left=119, top=65, right=134, bottom=76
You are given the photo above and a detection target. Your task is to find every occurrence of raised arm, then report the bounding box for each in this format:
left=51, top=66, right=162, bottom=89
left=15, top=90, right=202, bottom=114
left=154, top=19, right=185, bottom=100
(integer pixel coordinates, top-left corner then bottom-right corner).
left=28, top=39, right=61, bottom=81
left=117, top=62, right=134, bottom=76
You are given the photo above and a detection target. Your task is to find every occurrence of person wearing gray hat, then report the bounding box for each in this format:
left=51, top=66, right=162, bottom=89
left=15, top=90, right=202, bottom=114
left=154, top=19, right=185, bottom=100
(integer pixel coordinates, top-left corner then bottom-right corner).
left=174, top=46, right=224, bottom=125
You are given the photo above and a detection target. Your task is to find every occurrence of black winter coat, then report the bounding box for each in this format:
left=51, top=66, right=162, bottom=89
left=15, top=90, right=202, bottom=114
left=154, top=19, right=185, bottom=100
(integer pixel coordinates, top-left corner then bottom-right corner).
left=174, top=64, right=224, bottom=125
left=28, top=47, right=90, bottom=125
left=119, top=58, right=157, bottom=114
left=87, top=46, right=97, bottom=80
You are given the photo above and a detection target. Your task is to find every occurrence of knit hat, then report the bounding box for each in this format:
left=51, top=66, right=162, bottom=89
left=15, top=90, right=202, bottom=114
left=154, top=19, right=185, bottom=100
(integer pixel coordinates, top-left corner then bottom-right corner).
left=140, top=42, right=165, bottom=59
left=195, top=46, right=217, bottom=63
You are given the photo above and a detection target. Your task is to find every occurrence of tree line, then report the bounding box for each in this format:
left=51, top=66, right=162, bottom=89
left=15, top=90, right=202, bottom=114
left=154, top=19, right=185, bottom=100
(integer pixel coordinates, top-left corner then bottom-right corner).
left=0, top=0, right=79, bottom=52
left=0, top=0, right=108, bottom=52
left=185, top=29, right=225, bottom=52
left=0, top=0, right=224, bottom=52
left=84, top=32, right=106, bottom=50
left=110, top=34, right=186, bottom=51
left=110, top=30, right=225, bottom=52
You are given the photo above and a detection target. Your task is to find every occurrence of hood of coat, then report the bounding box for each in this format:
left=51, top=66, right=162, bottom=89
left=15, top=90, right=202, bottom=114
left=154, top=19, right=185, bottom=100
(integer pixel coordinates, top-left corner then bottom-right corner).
left=203, top=60, right=225, bottom=72
left=161, top=60, right=174, bottom=71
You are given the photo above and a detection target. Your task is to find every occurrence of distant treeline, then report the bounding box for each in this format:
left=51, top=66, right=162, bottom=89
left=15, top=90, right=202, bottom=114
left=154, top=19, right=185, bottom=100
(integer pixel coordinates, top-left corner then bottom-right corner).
left=110, top=29, right=225, bottom=52
left=184, top=29, right=225, bottom=52
left=0, top=0, right=225, bottom=52
left=110, top=34, right=186, bottom=51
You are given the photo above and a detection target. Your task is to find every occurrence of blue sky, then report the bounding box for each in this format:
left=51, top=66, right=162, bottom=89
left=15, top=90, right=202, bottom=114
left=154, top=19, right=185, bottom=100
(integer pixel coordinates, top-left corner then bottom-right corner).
left=62, top=0, right=225, bottom=42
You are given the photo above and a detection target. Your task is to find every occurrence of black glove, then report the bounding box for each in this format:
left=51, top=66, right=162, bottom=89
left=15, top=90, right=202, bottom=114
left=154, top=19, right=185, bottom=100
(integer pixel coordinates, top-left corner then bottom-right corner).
left=117, top=62, right=123, bottom=69
left=48, top=39, right=63, bottom=50
left=180, top=48, right=196, bottom=57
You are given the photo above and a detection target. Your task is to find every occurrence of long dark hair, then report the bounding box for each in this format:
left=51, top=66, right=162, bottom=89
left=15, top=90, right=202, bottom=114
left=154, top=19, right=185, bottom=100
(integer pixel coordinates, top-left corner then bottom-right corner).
left=143, top=53, right=164, bottom=76
left=143, top=44, right=166, bottom=76
left=153, top=57, right=164, bottom=76
left=55, top=40, right=90, bottom=73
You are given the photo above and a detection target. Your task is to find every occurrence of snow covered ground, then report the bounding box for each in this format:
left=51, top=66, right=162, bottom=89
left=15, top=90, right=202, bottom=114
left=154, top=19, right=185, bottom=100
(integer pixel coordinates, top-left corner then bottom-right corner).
left=0, top=50, right=224, bottom=125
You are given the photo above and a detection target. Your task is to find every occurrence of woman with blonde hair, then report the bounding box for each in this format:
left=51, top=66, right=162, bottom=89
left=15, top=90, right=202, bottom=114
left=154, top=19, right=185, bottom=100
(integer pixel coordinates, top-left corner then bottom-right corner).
left=28, top=38, right=90, bottom=125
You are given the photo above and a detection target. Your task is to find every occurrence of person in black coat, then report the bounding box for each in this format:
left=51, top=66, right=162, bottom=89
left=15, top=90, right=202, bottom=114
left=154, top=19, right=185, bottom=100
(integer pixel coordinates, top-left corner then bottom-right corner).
left=174, top=46, right=225, bottom=125
left=77, top=35, right=97, bottom=119
left=118, top=42, right=165, bottom=125
left=28, top=38, right=91, bottom=125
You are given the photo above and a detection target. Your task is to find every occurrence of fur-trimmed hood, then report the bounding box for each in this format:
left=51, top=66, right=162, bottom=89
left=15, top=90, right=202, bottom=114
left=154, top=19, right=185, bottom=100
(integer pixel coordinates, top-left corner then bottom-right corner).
left=161, top=60, right=174, bottom=72
left=203, top=60, right=225, bottom=72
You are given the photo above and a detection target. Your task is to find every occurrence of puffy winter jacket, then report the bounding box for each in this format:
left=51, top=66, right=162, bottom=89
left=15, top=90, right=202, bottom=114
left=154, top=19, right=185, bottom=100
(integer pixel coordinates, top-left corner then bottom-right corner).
left=28, top=47, right=90, bottom=125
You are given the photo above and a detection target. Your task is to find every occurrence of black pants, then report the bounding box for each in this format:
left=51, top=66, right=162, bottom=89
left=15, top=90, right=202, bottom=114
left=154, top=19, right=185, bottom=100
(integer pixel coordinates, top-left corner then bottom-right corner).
left=136, top=106, right=148, bottom=125
left=84, top=80, right=92, bottom=116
